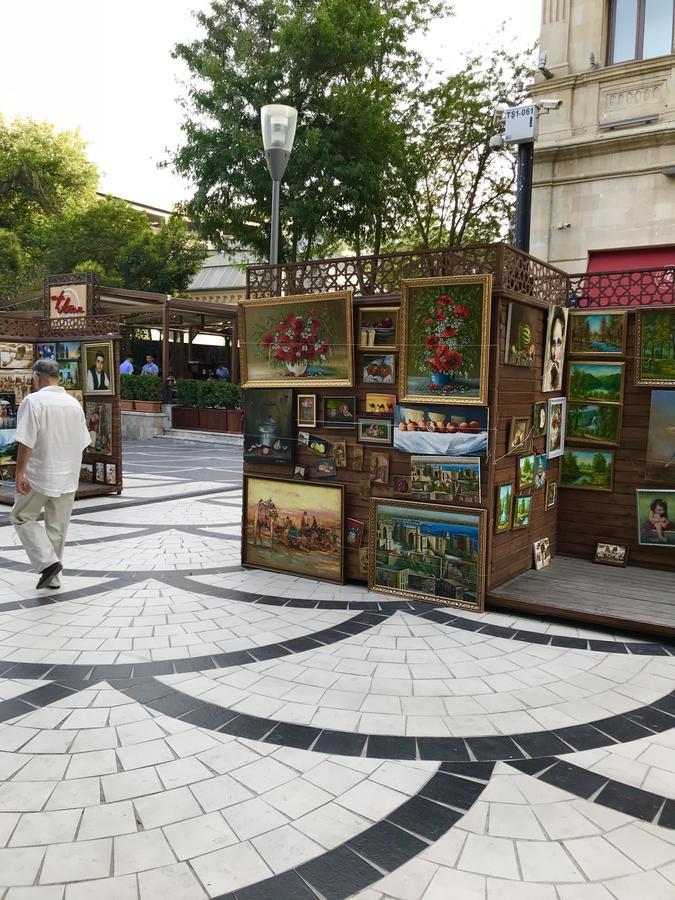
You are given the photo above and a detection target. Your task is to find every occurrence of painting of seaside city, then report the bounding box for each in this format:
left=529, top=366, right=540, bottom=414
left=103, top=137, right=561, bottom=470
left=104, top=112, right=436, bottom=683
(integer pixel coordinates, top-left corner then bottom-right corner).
left=243, top=475, right=344, bottom=583
left=369, top=499, right=485, bottom=610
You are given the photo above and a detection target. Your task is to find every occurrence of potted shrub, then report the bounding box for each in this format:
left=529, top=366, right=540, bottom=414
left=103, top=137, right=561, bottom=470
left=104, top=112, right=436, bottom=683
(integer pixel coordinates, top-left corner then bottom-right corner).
left=120, top=374, right=136, bottom=411
left=172, top=379, right=200, bottom=429
left=197, top=381, right=228, bottom=432
left=134, top=375, right=163, bottom=413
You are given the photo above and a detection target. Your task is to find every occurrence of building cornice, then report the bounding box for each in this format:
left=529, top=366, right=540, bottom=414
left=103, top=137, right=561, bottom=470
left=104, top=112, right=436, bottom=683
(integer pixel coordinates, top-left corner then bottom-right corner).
left=534, top=123, right=675, bottom=163
left=531, top=55, right=675, bottom=94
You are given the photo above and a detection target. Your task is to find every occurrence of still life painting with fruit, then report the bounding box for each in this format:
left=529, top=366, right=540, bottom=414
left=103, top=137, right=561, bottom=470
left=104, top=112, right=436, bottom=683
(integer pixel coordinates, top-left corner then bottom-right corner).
left=393, top=403, right=488, bottom=456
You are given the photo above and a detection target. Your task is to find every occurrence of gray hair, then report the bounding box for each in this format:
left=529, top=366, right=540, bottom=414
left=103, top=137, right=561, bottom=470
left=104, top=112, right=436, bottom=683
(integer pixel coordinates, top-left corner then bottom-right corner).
left=33, top=358, right=60, bottom=379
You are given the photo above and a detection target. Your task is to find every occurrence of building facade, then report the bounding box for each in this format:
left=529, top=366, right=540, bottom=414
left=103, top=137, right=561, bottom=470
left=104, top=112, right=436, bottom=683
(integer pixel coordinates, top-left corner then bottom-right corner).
left=531, top=0, right=675, bottom=272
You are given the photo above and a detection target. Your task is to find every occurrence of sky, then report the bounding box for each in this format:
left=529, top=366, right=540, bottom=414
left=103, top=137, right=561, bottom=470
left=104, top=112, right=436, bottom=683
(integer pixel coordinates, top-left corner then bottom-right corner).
left=1, top=0, right=542, bottom=211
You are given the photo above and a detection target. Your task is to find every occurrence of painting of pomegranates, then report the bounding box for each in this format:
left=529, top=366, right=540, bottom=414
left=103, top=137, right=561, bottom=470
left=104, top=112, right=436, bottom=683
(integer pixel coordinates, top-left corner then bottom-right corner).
left=393, top=403, right=488, bottom=456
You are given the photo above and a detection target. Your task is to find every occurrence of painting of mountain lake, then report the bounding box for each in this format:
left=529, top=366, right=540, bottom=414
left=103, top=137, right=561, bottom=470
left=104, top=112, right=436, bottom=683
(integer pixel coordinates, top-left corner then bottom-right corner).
left=560, top=448, right=614, bottom=492
left=569, top=311, right=627, bottom=356
left=636, top=309, right=675, bottom=385
left=369, top=499, right=486, bottom=610
left=243, top=475, right=344, bottom=583
left=566, top=402, right=622, bottom=446
left=568, top=362, right=624, bottom=405
left=646, top=390, right=675, bottom=484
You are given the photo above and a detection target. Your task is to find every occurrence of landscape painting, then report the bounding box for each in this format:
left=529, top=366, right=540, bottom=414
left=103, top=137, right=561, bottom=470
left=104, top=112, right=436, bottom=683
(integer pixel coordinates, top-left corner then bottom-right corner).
left=243, top=475, right=344, bottom=583
left=400, top=274, right=491, bottom=405
left=569, top=311, right=627, bottom=356
left=369, top=498, right=486, bottom=610
left=0, top=428, right=17, bottom=465
left=496, top=483, right=514, bottom=533
left=636, top=489, right=675, bottom=547
left=646, top=390, right=675, bottom=483
left=560, top=448, right=614, bottom=491
left=0, top=394, right=17, bottom=430
left=239, top=291, right=354, bottom=388
left=394, top=404, right=488, bottom=456
left=636, top=309, right=675, bottom=385
left=566, top=402, right=622, bottom=446
left=243, top=388, right=294, bottom=466
left=410, top=456, right=481, bottom=503
left=568, top=362, right=624, bottom=405
left=513, top=496, right=532, bottom=528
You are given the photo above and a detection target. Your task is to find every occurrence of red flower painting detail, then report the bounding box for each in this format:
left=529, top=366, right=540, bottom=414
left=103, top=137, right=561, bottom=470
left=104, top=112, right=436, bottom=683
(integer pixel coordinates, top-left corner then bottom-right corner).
left=261, top=309, right=331, bottom=370
left=420, top=294, right=469, bottom=376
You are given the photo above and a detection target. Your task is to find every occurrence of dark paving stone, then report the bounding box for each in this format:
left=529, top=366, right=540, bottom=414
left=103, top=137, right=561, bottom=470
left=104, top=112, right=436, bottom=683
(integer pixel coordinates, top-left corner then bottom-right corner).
left=173, top=656, right=217, bottom=673
left=538, top=761, right=607, bottom=798
left=450, top=618, right=484, bottom=633
left=0, top=698, right=34, bottom=722
left=347, top=820, right=427, bottom=872
left=180, top=704, right=237, bottom=731
left=439, top=761, right=495, bottom=781
left=222, top=715, right=273, bottom=741
left=514, top=630, right=551, bottom=644
left=623, top=707, right=675, bottom=733
left=34, top=664, right=93, bottom=681
left=593, top=715, right=654, bottom=742
left=553, top=724, right=616, bottom=751
left=658, top=799, right=675, bottom=829
left=595, top=780, right=664, bottom=821
left=263, top=723, right=318, bottom=750
left=627, top=643, right=669, bottom=656
left=417, top=737, right=469, bottom=761
left=589, top=641, right=627, bottom=653
left=122, top=681, right=175, bottom=703
left=91, top=665, right=134, bottom=681
left=248, top=644, right=292, bottom=661
left=506, top=758, right=557, bottom=776
left=131, top=661, right=176, bottom=677
left=1, top=662, right=52, bottom=679
left=0, top=660, right=19, bottom=676
left=420, top=771, right=486, bottom=810
left=387, top=795, right=463, bottom=841
left=19, top=683, right=78, bottom=707
left=232, top=870, right=317, bottom=900
left=367, top=735, right=417, bottom=759
left=211, top=651, right=254, bottom=668
left=145, top=693, right=202, bottom=717
left=653, top=692, right=675, bottom=716
left=511, top=731, right=576, bottom=758
left=465, top=736, right=525, bottom=761
left=313, top=731, right=367, bottom=757
left=479, top=624, right=516, bottom=639
left=550, top=636, right=589, bottom=650
left=297, top=844, right=382, bottom=900
left=280, top=637, right=322, bottom=653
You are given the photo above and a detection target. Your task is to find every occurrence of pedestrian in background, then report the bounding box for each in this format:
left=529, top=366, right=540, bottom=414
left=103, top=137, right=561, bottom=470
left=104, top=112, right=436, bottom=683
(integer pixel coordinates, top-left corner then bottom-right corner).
left=11, top=359, right=90, bottom=590
left=141, top=355, right=159, bottom=375
left=119, top=355, right=134, bottom=374
left=215, top=363, right=230, bottom=380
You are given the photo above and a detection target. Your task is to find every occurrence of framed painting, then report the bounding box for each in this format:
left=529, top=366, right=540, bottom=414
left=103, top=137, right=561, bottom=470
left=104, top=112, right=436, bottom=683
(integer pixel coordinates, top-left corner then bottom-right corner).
left=518, top=453, right=535, bottom=492
left=368, top=452, right=390, bottom=484
left=362, top=354, right=395, bottom=384
left=352, top=444, right=364, bottom=471
left=513, top=495, right=532, bottom=529
left=0, top=373, right=32, bottom=405
left=293, top=464, right=307, bottom=479
left=82, top=341, right=115, bottom=396
left=394, top=404, right=488, bottom=457
left=560, top=448, right=614, bottom=491
left=242, top=475, right=344, bottom=583
left=323, top=396, right=356, bottom=428
left=594, top=542, right=628, bottom=567
left=505, top=302, right=538, bottom=367
left=0, top=394, right=17, bottom=430
left=636, top=309, right=675, bottom=386
left=297, top=394, right=316, bottom=428
left=496, top=483, right=514, bottom=533
left=95, top=462, right=105, bottom=483
left=307, top=434, right=331, bottom=456
left=105, top=464, right=117, bottom=485
left=0, top=342, right=34, bottom=371
left=646, top=390, right=675, bottom=484
left=84, top=401, right=113, bottom=456
left=368, top=498, right=487, bottom=611
left=243, top=388, right=294, bottom=466
left=508, top=417, right=532, bottom=455
left=36, top=343, right=56, bottom=360
left=636, top=489, right=675, bottom=547
left=410, top=456, right=481, bottom=503
left=239, top=291, right=354, bottom=388
left=332, top=440, right=347, bottom=468
left=0, top=428, right=17, bottom=465
left=346, top=517, right=365, bottom=549
left=545, top=480, right=557, bottom=510
left=80, top=463, right=94, bottom=483
left=566, top=402, right=622, bottom=446
left=58, top=360, right=79, bottom=390
left=569, top=311, right=627, bottom=356
left=547, top=397, right=566, bottom=460
left=533, top=401, right=548, bottom=438
left=400, top=274, right=492, bottom=405
left=534, top=454, right=547, bottom=490
left=356, top=418, right=393, bottom=446
left=56, top=342, right=81, bottom=361
left=568, top=361, right=624, bottom=405
left=542, top=305, right=569, bottom=393
left=358, top=307, right=398, bottom=350
left=533, top=538, right=552, bottom=570
left=365, top=393, right=396, bottom=417
left=316, top=459, right=337, bottom=478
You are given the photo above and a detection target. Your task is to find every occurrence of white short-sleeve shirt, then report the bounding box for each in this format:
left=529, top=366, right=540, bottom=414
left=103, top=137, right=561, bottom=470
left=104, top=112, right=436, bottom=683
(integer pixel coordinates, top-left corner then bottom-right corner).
left=15, top=386, right=91, bottom=497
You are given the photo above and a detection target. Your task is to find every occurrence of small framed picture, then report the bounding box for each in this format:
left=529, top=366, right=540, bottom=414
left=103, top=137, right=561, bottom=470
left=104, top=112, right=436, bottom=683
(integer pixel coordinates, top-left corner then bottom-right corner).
left=547, top=397, right=566, bottom=460
left=346, top=517, right=365, bottom=549
left=95, top=462, right=105, bottom=482
left=364, top=393, right=396, bottom=417
left=533, top=401, right=548, bottom=438
left=356, top=417, right=393, bottom=446
left=352, top=444, right=364, bottom=472
left=316, top=459, right=337, bottom=478
left=105, top=464, right=117, bottom=485
left=518, top=453, right=535, bottom=492
left=307, top=434, right=331, bottom=456
left=363, top=354, right=395, bottom=384
left=545, top=480, right=557, bottom=510
left=533, top=454, right=547, bottom=490
left=394, top=478, right=410, bottom=494
left=496, top=483, right=514, bottom=533
left=508, top=417, right=532, bottom=455
left=298, top=431, right=310, bottom=446
left=368, top=452, right=390, bottom=484
left=513, top=495, right=532, bottom=529
left=36, top=343, right=56, bottom=360
left=594, top=542, right=628, bottom=567
left=358, top=307, right=398, bottom=350
left=358, top=546, right=369, bottom=574
left=323, top=396, right=356, bottom=428
left=293, top=464, right=307, bottom=479
left=332, top=440, right=347, bottom=468
left=80, top=463, right=94, bottom=483
left=533, top=537, right=552, bottom=570
left=297, top=394, right=316, bottom=428
left=359, top=479, right=371, bottom=499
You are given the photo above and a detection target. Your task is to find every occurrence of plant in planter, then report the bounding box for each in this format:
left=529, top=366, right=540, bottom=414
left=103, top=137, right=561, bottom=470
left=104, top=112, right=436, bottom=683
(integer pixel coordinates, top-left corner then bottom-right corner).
left=197, top=380, right=228, bottom=431
left=221, top=383, right=243, bottom=432
left=134, top=375, right=163, bottom=412
left=172, top=379, right=200, bottom=429
left=120, top=374, right=136, bottom=411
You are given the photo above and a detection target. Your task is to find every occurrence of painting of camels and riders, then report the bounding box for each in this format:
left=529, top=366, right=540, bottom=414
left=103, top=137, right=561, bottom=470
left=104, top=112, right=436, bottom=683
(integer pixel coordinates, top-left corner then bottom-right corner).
left=243, top=475, right=344, bottom=583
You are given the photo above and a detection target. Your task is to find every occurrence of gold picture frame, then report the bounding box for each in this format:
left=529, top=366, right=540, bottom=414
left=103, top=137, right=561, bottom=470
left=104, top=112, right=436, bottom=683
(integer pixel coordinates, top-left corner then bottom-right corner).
left=357, top=306, right=399, bottom=350
left=635, top=309, right=675, bottom=386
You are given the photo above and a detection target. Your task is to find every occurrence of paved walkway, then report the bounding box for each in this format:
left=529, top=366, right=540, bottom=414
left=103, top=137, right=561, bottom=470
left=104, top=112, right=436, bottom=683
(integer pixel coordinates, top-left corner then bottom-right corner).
left=0, top=440, right=673, bottom=898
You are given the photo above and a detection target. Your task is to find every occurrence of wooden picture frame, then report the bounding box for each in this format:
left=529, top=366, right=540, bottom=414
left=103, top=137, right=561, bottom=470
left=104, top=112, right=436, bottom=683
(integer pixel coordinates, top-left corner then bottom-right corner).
left=368, top=498, right=487, bottom=611
left=512, top=495, right=532, bottom=529
left=560, top=447, right=614, bottom=492
left=239, top=291, right=354, bottom=388
left=358, top=306, right=399, bottom=350
left=568, top=361, right=625, bottom=406
left=362, top=354, right=395, bottom=384
left=569, top=310, right=627, bottom=356
left=242, top=474, right=344, bottom=583
left=297, top=394, right=317, bottom=428
left=508, top=417, right=532, bottom=455
left=533, top=537, right=552, bottom=570
left=364, top=393, right=396, bottom=417
left=505, top=302, right=538, bottom=367
left=410, top=455, right=481, bottom=504
left=636, top=489, right=675, bottom=547
left=635, top=309, right=675, bottom=386
left=542, top=305, right=570, bottom=393
left=244, top=388, right=294, bottom=467
left=594, top=542, right=628, bottom=567
left=323, top=395, right=356, bottom=428
left=533, top=401, right=548, bottom=438
left=399, top=274, right=492, bottom=406
left=496, top=482, right=514, bottom=533
left=545, top=480, right=557, bottom=510
left=566, top=401, right=623, bottom=447
left=518, top=453, right=535, bottom=492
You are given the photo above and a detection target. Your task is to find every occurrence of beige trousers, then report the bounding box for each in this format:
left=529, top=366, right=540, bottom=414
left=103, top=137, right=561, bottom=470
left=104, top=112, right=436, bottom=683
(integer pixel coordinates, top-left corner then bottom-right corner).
left=10, top=489, right=76, bottom=572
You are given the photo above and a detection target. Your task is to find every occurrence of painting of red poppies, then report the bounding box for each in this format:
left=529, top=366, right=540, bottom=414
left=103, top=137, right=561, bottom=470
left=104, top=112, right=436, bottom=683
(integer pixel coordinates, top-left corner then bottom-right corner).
left=400, top=275, right=491, bottom=405
left=239, top=291, right=354, bottom=388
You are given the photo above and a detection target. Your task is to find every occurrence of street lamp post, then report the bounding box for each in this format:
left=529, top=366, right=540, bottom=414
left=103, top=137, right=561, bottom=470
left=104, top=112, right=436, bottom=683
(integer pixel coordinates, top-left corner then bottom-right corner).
left=260, top=104, right=298, bottom=266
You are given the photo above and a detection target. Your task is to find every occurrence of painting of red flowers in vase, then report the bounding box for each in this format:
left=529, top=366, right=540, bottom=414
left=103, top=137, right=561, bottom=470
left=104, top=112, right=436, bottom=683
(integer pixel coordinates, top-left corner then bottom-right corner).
left=400, top=275, right=491, bottom=405
left=239, top=291, right=354, bottom=388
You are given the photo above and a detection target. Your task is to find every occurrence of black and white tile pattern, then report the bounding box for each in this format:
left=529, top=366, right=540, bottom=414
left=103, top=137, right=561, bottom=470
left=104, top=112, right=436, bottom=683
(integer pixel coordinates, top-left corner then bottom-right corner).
left=0, top=439, right=673, bottom=898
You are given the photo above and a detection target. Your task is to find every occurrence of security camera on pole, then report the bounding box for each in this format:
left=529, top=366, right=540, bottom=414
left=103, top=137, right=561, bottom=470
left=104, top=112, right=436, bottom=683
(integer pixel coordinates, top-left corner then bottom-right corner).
left=492, top=99, right=562, bottom=252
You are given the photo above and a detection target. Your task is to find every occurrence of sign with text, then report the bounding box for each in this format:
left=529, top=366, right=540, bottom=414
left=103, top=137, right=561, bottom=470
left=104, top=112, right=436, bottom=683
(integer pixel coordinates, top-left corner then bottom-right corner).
left=504, top=104, right=537, bottom=144
left=48, top=283, right=88, bottom=319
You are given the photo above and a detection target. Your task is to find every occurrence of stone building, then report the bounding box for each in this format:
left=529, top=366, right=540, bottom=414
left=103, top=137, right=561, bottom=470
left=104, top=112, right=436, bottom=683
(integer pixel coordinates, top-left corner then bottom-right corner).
left=531, top=0, right=675, bottom=272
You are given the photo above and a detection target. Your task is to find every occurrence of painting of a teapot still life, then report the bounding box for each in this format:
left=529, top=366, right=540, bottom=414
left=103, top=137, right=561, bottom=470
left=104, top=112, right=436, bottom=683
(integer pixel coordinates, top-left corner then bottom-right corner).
left=244, top=388, right=294, bottom=466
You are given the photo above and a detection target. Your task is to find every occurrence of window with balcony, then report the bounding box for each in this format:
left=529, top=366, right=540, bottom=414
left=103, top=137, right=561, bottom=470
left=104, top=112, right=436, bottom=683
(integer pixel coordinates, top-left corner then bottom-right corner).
left=609, top=0, right=675, bottom=63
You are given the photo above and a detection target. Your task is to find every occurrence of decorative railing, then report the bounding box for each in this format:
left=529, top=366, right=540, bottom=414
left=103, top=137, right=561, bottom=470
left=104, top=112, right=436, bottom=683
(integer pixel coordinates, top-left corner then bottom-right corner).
left=246, top=242, right=569, bottom=306
left=38, top=315, right=120, bottom=338
left=0, top=317, right=40, bottom=339
left=569, top=267, right=675, bottom=308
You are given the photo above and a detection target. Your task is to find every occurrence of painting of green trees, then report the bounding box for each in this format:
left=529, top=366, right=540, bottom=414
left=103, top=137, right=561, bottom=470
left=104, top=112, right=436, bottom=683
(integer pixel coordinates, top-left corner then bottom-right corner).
left=637, top=310, right=675, bottom=385
left=518, top=454, right=535, bottom=490
left=569, top=312, right=626, bottom=355
left=566, top=402, right=622, bottom=446
left=568, top=362, right=624, bottom=404
left=560, top=449, right=614, bottom=491
left=496, top=483, right=513, bottom=532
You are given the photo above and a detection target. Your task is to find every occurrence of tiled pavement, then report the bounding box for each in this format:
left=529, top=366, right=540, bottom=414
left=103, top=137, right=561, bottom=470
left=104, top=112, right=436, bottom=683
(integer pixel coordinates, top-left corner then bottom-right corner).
left=0, top=441, right=674, bottom=898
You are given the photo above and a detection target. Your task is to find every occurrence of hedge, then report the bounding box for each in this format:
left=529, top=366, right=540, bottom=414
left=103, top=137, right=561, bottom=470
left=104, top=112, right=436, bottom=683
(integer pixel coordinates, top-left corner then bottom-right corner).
left=175, top=379, right=242, bottom=409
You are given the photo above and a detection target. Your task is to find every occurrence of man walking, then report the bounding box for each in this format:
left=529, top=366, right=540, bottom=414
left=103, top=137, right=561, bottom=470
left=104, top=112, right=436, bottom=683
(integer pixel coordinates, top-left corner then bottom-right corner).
left=141, top=355, right=159, bottom=375
left=11, top=359, right=90, bottom=589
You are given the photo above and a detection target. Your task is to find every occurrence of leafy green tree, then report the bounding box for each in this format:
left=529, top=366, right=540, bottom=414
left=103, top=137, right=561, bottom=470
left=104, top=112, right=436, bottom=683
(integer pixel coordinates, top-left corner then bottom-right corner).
left=119, top=216, right=208, bottom=294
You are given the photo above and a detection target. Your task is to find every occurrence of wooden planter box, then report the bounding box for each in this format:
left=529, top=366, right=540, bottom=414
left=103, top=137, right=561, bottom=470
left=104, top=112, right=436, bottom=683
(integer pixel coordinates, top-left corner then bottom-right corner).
left=172, top=406, right=199, bottom=429
left=134, top=400, right=162, bottom=413
left=226, top=410, right=243, bottom=433
left=198, top=408, right=229, bottom=432
left=120, top=400, right=134, bottom=411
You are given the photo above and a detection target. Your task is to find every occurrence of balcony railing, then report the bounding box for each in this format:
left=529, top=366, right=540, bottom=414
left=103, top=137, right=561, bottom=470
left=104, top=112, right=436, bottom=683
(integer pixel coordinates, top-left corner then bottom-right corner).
left=569, top=267, right=675, bottom=308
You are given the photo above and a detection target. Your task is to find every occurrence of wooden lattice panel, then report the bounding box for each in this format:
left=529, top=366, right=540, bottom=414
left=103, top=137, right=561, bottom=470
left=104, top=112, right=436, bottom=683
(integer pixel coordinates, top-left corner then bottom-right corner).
left=39, top=316, right=120, bottom=338
left=0, top=318, right=40, bottom=339
left=569, top=267, right=675, bottom=309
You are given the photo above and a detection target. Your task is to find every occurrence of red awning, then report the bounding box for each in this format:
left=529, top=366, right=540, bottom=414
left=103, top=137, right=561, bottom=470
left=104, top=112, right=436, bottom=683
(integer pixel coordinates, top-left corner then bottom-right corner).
left=588, top=246, right=675, bottom=272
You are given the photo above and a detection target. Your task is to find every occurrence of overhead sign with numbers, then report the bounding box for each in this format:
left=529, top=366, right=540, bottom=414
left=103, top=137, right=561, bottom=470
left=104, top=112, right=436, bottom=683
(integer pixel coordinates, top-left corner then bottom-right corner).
left=503, top=104, right=537, bottom=144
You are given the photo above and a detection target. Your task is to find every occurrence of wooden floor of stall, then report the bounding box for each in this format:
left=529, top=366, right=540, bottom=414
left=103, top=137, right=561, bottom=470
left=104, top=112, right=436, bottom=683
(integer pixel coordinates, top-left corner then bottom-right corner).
left=0, top=481, right=119, bottom=506
left=488, top=555, right=675, bottom=638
